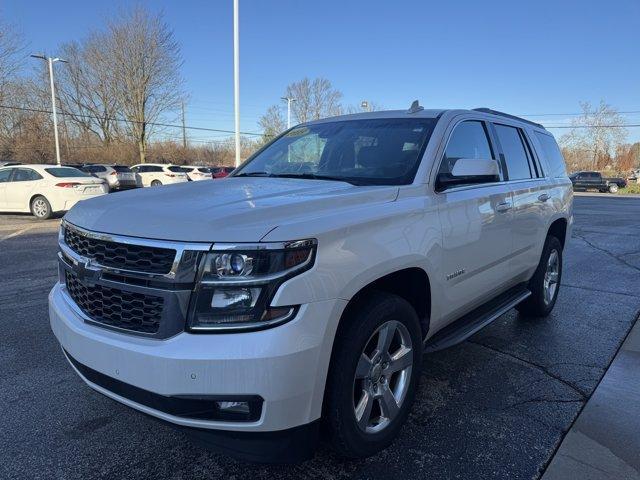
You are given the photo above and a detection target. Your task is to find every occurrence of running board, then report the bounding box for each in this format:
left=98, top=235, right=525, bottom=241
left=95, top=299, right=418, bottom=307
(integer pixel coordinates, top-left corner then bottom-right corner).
left=424, top=284, right=531, bottom=353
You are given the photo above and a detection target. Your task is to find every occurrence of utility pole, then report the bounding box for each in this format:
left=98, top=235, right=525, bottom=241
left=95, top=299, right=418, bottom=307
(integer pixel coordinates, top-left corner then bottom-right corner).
left=181, top=101, right=187, bottom=148
left=281, top=96, right=296, bottom=129
left=233, top=0, right=241, bottom=167
left=31, top=54, right=67, bottom=165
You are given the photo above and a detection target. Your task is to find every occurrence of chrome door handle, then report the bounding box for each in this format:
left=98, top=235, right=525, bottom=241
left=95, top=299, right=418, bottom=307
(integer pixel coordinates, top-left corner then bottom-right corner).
left=496, top=202, right=512, bottom=212
left=538, top=193, right=550, bottom=202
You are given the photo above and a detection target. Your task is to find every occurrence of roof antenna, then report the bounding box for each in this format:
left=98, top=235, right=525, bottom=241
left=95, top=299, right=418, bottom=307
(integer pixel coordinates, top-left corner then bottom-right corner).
left=407, top=100, right=424, bottom=114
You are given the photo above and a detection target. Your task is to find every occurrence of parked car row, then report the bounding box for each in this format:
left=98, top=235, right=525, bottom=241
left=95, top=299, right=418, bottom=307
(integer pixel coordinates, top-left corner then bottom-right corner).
left=0, top=162, right=237, bottom=219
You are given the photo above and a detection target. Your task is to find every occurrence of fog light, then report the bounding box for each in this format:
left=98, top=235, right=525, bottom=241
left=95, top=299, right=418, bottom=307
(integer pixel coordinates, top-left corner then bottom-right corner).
left=217, top=401, right=250, bottom=415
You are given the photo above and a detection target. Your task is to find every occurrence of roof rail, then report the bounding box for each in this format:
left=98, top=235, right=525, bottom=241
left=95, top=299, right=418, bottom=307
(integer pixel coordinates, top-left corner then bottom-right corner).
left=472, top=108, right=545, bottom=129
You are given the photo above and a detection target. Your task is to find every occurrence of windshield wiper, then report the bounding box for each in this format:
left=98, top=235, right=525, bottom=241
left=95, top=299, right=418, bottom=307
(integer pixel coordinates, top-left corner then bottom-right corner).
left=270, top=173, right=361, bottom=185
left=233, top=171, right=272, bottom=177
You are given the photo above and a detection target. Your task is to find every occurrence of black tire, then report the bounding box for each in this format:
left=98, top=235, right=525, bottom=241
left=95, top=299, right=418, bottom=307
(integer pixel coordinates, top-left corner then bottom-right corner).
left=30, top=195, right=52, bottom=220
left=151, top=179, right=162, bottom=187
left=516, top=235, right=563, bottom=317
left=608, top=183, right=619, bottom=193
left=324, top=292, right=423, bottom=458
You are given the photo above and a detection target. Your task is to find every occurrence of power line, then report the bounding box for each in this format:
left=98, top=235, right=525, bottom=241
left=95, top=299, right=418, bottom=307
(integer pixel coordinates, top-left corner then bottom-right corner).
left=520, top=110, right=640, bottom=117
left=0, top=104, right=265, bottom=136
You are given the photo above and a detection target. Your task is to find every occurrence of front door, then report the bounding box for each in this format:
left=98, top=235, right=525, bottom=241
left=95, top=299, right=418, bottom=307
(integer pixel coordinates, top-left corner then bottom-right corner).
left=435, top=120, right=514, bottom=324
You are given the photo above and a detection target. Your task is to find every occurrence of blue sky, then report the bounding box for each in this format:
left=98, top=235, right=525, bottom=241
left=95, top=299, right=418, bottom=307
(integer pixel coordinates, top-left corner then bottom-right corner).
left=4, top=0, right=640, bottom=142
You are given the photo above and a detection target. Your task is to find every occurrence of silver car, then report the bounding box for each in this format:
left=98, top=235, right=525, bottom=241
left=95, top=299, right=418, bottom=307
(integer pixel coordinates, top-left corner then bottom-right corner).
left=81, top=164, right=139, bottom=192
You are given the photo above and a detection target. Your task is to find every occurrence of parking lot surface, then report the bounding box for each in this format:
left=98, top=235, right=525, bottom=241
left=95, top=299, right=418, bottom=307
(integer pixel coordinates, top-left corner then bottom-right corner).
left=1, top=195, right=639, bottom=480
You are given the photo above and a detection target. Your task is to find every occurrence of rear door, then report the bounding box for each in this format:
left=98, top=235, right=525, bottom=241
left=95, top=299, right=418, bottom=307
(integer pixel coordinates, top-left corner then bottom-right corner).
left=6, top=168, right=43, bottom=210
left=435, top=119, right=514, bottom=322
left=491, top=123, right=550, bottom=279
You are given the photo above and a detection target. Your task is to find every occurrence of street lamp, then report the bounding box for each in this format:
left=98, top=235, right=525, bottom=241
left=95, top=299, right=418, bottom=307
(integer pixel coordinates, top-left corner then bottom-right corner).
left=31, top=54, right=67, bottom=166
left=281, top=96, right=296, bottom=129
left=233, top=0, right=240, bottom=167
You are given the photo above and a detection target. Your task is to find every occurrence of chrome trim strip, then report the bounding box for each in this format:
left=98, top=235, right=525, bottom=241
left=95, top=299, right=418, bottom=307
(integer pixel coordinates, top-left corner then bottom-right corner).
left=61, top=219, right=212, bottom=280
left=188, top=307, right=297, bottom=332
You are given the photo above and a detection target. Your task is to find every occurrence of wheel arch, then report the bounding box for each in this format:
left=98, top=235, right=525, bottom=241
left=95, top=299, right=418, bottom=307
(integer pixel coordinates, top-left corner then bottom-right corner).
left=337, top=267, right=432, bottom=340
left=547, top=217, right=568, bottom=249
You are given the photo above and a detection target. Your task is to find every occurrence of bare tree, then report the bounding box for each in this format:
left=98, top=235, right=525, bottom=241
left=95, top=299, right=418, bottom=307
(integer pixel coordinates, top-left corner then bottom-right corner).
left=0, top=19, right=25, bottom=102
left=560, top=101, right=627, bottom=170
left=105, top=7, right=184, bottom=163
left=56, top=38, right=121, bottom=145
left=258, top=105, right=286, bottom=142
left=285, top=77, right=342, bottom=123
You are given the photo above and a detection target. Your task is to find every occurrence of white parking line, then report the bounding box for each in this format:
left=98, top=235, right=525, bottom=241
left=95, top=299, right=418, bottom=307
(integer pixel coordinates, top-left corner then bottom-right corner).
left=0, top=224, right=41, bottom=242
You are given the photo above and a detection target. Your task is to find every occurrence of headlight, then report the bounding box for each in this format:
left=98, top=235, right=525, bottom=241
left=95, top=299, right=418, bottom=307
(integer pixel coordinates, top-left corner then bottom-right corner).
left=187, top=239, right=317, bottom=332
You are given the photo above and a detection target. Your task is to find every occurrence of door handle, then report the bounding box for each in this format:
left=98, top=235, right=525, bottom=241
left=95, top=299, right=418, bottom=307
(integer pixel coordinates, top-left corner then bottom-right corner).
left=538, top=193, right=550, bottom=202
left=496, top=202, right=512, bottom=212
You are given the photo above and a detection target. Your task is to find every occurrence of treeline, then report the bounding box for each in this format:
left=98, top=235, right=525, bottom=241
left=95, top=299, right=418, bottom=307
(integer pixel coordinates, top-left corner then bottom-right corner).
left=0, top=7, right=256, bottom=166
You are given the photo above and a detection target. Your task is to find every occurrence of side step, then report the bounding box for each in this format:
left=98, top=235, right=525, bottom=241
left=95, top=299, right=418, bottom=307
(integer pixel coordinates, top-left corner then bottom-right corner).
left=424, top=284, right=531, bottom=353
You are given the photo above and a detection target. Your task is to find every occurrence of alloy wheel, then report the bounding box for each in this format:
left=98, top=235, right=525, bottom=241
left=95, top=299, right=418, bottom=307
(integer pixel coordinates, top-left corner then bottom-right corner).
left=32, top=199, right=48, bottom=218
left=352, top=320, right=413, bottom=434
left=543, top=249, right=559, bottom=305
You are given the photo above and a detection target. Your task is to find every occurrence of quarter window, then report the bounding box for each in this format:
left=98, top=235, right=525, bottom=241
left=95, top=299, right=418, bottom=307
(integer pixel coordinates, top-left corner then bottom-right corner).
left=535, top=132, right=566, bottom=178
left=494, top=124, right=532, bottom=180
left=439, top=121, right=497, bottom=177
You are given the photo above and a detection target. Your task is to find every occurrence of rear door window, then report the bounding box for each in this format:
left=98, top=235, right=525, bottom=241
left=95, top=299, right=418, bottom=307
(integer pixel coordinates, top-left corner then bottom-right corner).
left=494, top=124, right=533, bottom=180
left=0, top=168, right=13, bottom=182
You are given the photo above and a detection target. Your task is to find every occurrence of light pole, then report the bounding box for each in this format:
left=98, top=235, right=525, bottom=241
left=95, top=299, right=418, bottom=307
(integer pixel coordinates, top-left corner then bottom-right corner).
left=31, top=54, right=67, bottom=166
left=233, top=0, right=241, bottom=167
left=281, top=97, right=296, bottom=129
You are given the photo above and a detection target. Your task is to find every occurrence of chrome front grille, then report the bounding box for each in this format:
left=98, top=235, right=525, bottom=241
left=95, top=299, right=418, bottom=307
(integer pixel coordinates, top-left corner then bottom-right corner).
left=65, top=270, right=163, bottom=334
left=58, top=221, right=211, bottom=338
left=63, top=226, right=176, bottom=275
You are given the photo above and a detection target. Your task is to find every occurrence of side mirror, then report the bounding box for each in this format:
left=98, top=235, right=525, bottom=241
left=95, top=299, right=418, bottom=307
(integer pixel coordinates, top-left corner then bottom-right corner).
left=437, top=158, right=501, bottom=190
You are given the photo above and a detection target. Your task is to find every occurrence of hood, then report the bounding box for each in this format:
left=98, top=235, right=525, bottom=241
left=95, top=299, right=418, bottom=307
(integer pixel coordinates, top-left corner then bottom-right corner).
left=64, top=177, right=399, bottom=242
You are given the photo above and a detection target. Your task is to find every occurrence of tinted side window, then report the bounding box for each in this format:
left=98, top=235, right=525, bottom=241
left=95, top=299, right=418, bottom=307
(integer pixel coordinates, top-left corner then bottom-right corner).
left=439, top=121, right=495, bottom=176
left=535, top=132, right=567, bottom=178
left=13, top=168, right=42, bottom=182
left=0, top=168, right=13, bottom=182
left=150, top=166, right=163, bottom=173
left=494, top=124, right=532, bottom=180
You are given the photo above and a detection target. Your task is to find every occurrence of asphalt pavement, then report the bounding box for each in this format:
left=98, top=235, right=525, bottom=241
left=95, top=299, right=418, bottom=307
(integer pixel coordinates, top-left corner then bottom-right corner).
left=0, top=195, right=639, bottom=480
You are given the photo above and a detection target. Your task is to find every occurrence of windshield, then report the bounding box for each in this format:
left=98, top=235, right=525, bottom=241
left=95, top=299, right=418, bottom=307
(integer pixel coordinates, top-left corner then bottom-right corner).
left=45, top=167, right=92, bottom=178
left=234, top=118, right=437, bottom=185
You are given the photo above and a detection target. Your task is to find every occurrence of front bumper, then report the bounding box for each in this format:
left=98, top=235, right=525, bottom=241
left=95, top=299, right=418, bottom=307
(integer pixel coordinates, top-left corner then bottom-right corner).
left=49, top=282, right=346, bottom=433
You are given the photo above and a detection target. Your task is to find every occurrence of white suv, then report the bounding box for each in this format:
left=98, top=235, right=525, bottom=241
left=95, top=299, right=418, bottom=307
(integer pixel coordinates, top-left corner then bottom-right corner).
left=130, top=163, right=189, bottom=187
left=49, top=105, right=572, bottom=462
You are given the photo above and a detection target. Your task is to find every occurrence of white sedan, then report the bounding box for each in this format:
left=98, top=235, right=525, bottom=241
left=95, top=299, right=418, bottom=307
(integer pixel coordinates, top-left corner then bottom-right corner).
left=181, top=166, right=214, bottom=181
left=0, top=164, right=108, bottom=219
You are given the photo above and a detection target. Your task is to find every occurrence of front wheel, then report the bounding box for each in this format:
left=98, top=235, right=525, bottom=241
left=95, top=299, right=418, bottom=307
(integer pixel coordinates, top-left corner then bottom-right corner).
left=30, top=195, right=52, bottom=220
left=324, top=292, right=423, bottom=458
left=517, top=235, right=562, bottom=317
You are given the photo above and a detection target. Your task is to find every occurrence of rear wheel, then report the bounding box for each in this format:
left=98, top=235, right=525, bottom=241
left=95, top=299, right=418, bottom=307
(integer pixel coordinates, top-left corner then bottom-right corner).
left=608, top=183, right=619, bottom=193
left=325, top=292, right=423, bottom=458
left=151, top=179, right=162, bottom=187
left=516, top=235, right=562, bottom=317
left=30, top=195, right=52, bottom=220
